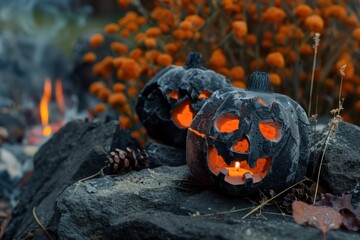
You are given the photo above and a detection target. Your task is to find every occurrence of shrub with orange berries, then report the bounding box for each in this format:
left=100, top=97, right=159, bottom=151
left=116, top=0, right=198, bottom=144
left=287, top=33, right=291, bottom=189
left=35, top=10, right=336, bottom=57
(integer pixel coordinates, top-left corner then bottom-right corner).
left=86, top=0, right=360, bottom=138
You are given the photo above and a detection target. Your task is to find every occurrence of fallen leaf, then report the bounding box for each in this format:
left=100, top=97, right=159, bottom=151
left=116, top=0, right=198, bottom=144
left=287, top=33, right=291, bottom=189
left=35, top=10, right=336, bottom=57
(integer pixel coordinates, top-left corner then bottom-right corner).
left=340, top=208, right=360, bottom=231
left=292, top=201, right=342, bottom=236
left=315, top=193, right=360, bottom=231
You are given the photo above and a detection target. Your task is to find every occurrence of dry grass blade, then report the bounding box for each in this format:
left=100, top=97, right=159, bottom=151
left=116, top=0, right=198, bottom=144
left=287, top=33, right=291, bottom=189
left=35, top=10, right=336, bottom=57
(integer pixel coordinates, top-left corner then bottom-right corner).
left=242, top=178, right=307, bottom=219
left=313, top=64, right=345, bottom=203
left=74, top=166, right=107, bottom=184
left=32, top=207, right=53, bottom=240
left=313, top=127, right=333, bottom=204
left=307, top=32, right=320, bottom=117
left=70, top=166, right=106, bottom=198
left=191, top=207, right=253, bottom=217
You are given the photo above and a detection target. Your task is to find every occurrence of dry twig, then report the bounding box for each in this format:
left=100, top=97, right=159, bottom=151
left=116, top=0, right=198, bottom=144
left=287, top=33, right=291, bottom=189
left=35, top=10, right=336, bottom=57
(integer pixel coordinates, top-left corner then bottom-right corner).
left=313, top=65, right=346, bottom=203
left=32, top=207, right=53, bottom=240
left=242, top=178, right=308, bottom=219
left=308, top=32, right=321, bottom=117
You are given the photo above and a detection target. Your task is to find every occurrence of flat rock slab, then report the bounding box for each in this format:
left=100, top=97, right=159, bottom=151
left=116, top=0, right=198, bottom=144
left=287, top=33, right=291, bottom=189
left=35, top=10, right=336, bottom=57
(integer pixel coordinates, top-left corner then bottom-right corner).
left=56, top=165, right=360, bottom=240
left=4, top=119, right=139, bottom=239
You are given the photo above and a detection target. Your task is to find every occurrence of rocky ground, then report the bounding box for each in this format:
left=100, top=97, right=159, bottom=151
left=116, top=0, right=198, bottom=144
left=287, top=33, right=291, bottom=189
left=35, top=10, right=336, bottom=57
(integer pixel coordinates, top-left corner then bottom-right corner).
left=3, top=119, right=360, bottom=239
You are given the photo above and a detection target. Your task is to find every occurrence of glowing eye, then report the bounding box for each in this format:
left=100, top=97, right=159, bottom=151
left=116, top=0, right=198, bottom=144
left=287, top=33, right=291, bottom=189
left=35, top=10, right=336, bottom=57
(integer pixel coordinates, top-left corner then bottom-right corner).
left=171, top=99, right=195, bottom=128
left=214, top=114, right=240, bottom=133
left=168, top=90, right=179, bottom=99
left=258, top=120, right=282, bottom=141
left=198, top=90, right=211, bottom=99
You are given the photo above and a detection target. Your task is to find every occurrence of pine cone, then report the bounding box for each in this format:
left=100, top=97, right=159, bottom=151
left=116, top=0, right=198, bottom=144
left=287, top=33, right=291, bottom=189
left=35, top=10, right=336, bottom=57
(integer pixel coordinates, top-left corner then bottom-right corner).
left=105, top=148, right=149, bottom=174
left=282, top=183, right=314, bottom=213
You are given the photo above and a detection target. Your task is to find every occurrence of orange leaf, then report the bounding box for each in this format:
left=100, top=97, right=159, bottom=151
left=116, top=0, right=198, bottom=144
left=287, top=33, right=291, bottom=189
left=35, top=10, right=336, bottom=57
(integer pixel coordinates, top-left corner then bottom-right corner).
left=292, top=201, right=342, bottom=237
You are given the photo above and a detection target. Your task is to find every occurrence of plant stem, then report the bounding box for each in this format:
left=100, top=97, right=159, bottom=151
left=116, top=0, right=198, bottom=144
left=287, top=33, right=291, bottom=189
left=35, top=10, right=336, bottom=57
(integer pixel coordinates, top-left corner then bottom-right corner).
left=308, top=49, right=317, bottom=117
left=313, top=126, right=333, bottom=204
left=338, top=74, right=344, bottom=116
left=308, top=33, right=320, bottom=117
left=32, top=207, right=53, bottom=240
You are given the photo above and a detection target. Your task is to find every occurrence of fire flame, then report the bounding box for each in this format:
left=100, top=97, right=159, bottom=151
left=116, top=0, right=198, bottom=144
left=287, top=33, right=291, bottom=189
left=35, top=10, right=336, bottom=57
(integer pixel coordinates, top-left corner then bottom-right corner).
left=55, top=78, right=65, bottom=118
left=40, top=78, right=52, bottom=136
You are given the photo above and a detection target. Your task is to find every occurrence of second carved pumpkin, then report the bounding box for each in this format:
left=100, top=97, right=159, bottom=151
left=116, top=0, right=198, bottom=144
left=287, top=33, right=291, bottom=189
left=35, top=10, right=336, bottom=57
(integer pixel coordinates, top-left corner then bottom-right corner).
left=136, top=52, right=231, bottom=147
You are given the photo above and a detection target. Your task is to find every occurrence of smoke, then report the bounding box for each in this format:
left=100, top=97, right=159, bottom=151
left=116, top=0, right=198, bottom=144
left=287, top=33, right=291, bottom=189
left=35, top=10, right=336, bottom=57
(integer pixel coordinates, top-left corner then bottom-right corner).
left=0, top=0, right=91, bottom=41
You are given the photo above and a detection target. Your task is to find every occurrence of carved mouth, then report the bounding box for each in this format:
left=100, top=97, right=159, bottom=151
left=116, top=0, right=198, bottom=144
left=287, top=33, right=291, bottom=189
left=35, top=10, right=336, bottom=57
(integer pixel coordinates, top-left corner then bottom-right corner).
left=208, top=147, right=272, bottom=185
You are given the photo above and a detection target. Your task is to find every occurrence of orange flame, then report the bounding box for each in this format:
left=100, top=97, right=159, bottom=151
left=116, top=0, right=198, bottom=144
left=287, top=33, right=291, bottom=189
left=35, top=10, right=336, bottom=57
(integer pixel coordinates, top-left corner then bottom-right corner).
left=40, top=78, right=52, bottom=136
left=55, top=78, right=65, bottom=117
left=235, top=161, right=240, bottom=169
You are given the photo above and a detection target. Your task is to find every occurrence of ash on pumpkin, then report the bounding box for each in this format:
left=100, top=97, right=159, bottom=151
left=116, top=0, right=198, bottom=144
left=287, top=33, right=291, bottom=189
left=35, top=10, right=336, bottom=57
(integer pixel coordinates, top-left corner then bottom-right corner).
left=136, top=51, right=231, bottom=147
left=186, top=72, right=311, bottom=196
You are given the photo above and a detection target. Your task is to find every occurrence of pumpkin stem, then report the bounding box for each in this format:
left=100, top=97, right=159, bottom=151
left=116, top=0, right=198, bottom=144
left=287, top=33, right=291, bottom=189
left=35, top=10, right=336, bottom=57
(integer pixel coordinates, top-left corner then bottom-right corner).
left=184, top=52, right=205, bottom=69
left=247, top=72, right=270, bottom=92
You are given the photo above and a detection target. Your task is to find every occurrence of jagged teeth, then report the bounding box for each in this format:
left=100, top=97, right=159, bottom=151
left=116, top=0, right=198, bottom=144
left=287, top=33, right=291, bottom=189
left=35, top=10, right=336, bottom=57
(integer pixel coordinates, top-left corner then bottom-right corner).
left=243, top=172, right=253, bottom=185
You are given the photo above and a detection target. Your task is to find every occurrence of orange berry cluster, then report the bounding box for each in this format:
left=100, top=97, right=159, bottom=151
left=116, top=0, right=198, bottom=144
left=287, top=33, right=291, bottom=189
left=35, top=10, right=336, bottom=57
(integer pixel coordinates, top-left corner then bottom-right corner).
left=85, top=0, right=360, bottom=134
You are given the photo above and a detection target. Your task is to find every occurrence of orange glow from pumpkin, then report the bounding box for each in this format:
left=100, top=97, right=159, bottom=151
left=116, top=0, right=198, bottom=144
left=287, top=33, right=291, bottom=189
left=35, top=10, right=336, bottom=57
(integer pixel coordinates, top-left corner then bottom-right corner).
left=259, top=120, right=282, bottom=141
left=189, top=127, right=206, bottom=138
left=40, top=78, right=52, bottom=136
left=168, top=90, right=179, bottom=99
left=198, top=90, right=211, bottom=99
left=208, top=147, right=229, bottom=175
left=171, top=99, right=195, bottom=128
left=207, top=147, right=271, bottom=185
left=215, top=114, right=240, bottom=133
left=232, top=138, right=249, bottom=152
left=258, top=97, right=267, bottom=106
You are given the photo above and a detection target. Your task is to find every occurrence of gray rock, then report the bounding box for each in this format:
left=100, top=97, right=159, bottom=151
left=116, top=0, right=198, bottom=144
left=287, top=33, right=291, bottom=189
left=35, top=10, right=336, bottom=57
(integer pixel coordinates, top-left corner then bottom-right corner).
left=146, top=142, right=186, bottom=167
left=0, top=112, right=25, bottom=143
left=0, top=143, right=28, bottom=202
left=313, top=121, right=360, bottom=195
left=56, top=165, right=360, bottom=240
left=4, top=119, right=139, bottom=239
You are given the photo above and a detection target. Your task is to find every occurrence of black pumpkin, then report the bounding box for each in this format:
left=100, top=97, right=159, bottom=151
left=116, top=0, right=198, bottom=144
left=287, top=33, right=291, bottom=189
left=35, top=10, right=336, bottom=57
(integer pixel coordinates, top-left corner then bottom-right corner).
left=186, top=72, right=311, bottom=196
left=136, top=52, right=231, bottom=147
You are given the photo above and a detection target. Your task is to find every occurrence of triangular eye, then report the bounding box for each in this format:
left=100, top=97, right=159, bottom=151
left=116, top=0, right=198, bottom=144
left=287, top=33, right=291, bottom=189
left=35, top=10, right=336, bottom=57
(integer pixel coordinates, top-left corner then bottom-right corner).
left=214, top=114, right=240, bottom=133
left=258, top=119, right=282, bottom=141
left=171, top=99, right=195, bottom=128
left=167, top=90, right=179, bottom=99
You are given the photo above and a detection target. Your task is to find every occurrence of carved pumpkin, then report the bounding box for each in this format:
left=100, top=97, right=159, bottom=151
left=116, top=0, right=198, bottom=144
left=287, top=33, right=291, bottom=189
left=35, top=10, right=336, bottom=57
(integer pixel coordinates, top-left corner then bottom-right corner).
left=136, top=52, right=231, bottom=147
left=186, top=72, right=311, bottom=195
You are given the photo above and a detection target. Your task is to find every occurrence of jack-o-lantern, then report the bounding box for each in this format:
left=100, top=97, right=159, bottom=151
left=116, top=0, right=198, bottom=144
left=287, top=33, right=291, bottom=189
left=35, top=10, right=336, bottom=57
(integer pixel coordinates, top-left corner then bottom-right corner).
left=186, top=72, right=311, bottom=196
left=136, top=52, right=231, bottom=147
